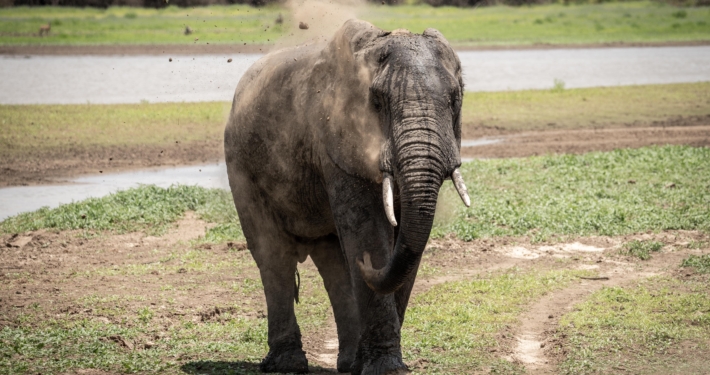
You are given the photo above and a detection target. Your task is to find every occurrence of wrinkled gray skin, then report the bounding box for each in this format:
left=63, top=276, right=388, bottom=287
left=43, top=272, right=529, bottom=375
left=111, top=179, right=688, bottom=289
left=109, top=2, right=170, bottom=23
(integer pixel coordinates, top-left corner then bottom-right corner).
left=224, top=19, right=463, bottom=375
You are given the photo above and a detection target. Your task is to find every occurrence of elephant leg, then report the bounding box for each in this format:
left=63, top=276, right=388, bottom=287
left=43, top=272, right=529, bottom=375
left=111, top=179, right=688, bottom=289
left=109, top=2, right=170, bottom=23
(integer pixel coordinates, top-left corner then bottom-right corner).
left=230, top=185, right=308, bottom=373
left=323, top=166, right=406, bottom=375
left=250, top=238, right=308, bottom=374
left=310, top=236, right=360, bottom=373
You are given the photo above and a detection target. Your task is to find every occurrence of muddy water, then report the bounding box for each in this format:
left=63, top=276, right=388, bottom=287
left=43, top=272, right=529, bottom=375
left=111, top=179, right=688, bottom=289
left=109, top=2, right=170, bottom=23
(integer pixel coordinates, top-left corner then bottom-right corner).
left=0, top=163, right=229, bottom=220
left=2, top=46, right=709, bottom=104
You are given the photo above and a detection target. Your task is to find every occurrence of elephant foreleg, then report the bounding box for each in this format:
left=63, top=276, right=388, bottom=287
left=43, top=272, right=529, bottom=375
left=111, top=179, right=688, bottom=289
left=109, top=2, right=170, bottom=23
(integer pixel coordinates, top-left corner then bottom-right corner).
left=310, top=235, right=360, bottom=373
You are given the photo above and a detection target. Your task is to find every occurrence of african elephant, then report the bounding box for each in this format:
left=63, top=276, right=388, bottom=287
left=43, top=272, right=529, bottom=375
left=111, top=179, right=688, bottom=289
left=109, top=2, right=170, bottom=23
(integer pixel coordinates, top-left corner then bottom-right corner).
left=224, top=19, right=470, bottom=375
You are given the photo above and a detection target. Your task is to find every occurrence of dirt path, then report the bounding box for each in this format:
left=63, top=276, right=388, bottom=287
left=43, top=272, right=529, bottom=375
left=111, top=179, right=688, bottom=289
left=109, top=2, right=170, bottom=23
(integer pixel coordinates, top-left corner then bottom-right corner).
left=502, top=235, right=705, bottom=374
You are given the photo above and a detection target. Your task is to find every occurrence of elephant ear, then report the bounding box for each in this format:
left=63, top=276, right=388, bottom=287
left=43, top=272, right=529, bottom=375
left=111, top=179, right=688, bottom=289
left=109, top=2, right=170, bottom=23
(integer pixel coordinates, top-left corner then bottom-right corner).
left=333, top=19, right=385, bottom=54
left=317, top=20, right=386, bottom=182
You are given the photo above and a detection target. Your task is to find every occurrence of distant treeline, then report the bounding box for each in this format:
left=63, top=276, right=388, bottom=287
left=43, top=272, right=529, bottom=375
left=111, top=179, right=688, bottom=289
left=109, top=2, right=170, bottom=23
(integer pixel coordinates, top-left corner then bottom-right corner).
left=8, top=0, right=707, bottom=7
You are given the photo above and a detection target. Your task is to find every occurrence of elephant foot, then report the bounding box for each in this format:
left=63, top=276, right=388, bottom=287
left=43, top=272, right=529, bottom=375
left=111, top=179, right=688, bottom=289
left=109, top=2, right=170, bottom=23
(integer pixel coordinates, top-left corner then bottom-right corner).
left=260, top=345, right=308, bottom=374
left=351, top=354, right=407, bottom=375
left=336, top=348, right=357, bottom=373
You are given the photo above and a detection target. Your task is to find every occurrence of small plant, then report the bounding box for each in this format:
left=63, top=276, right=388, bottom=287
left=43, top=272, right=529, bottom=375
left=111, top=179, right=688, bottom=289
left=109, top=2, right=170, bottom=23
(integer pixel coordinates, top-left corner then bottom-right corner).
left=672, top=10, right=687, bottom=19
left=552, top=78, right=566, bottom=92
left=124, top=12, right=137, bottom=19
left=137, top=307, right=153, bottom=324
left=621, top=240, right=664, bottom=260
left=681, top=254, right=710, bottom=274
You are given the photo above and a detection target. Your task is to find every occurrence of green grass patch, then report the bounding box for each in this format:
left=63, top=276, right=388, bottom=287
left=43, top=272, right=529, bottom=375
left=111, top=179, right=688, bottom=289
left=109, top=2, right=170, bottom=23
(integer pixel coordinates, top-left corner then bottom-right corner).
left=681, top=254, right=710, bottom=274
left=0, top=184, right=243, bottom=239
left=1, top=1, right=709, bottom=46
left=434, top=145, right=710, bottom=241
left=0, top=101, right=228, bottom=156
left=558, top=276, right=710, bottom=374
left=620, top=239, right=664, bottom=260
left=402, top=268, right=592, bottom=372
left=460, top=82, right=710, bottom=136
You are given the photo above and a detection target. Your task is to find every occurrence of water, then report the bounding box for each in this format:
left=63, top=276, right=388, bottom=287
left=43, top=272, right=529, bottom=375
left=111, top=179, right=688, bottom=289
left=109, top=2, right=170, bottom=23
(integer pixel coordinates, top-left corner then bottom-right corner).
left=0, top=163, right=229, bottom=221
left=1, top=46, right=709, bottom=104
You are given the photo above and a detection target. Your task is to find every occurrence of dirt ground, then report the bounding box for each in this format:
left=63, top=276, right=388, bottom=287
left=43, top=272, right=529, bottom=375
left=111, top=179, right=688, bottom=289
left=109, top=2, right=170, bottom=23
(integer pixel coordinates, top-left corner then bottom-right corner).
left=2, top=117, right=708, bottom=188
left=2, top=213, right=708, bottom=374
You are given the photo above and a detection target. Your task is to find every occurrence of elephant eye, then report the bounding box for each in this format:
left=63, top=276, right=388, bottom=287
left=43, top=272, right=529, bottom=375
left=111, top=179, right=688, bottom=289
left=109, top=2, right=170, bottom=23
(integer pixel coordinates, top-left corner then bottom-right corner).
left=370, top=88, right=383, bottom=112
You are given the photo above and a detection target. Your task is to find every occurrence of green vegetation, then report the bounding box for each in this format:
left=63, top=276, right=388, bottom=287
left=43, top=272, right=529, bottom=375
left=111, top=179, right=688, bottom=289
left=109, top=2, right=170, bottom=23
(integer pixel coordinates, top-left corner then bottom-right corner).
left=558, top=276, right=710, bottom=374
left=435, top=145, right=710, bottom=241
left=460, top=81, right=710, bottom=136
left=620, top=239, right=664, bottom=260
left=0, top=185, right=244, bottom=240
left=402, top=268, right=592, bottom=372
left=1, top=1, right=709, bottom=46
left=0, top=101, right=229, bottom=155
left=681, top=254, right=710, bottom=273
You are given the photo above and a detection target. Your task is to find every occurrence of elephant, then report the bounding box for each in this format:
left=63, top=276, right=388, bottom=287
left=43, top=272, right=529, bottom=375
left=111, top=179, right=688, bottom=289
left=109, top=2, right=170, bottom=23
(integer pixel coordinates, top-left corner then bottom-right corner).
left=224, top=19, right=470, bottom=375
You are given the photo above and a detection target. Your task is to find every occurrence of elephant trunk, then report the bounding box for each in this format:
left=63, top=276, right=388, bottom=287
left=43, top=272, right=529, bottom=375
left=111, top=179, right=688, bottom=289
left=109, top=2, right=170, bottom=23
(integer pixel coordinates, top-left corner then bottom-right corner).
left=358, top=122, right=446, bottom=294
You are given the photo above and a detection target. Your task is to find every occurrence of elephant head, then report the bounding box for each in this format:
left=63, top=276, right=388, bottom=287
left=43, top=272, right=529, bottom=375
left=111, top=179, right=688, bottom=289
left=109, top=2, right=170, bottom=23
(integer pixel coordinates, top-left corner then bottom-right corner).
left=320, top=20, right=471, bottom=294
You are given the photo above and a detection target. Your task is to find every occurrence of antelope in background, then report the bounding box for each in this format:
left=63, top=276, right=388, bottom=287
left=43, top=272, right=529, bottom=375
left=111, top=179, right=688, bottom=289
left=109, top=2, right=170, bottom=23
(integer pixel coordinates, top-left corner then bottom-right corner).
left=39, top=22, right=51, bottom=37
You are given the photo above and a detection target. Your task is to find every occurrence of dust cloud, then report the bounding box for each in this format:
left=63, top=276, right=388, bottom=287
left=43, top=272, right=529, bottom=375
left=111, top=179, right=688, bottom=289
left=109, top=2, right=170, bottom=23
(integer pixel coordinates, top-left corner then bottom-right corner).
left=271, top=0, right=365, bottom=51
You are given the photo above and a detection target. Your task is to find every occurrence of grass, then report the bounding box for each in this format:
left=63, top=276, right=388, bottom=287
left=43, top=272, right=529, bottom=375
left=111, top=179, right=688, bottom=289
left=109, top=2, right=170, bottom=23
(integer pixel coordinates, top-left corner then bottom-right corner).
left=619, top=239, right=664, bottom=260
left=0, top=101, right=229, bottom=156
left=435, top=145, right=710, bottom=242
left=0, top=184, right=244, bottom=240
left=681, top=254, right=710, bottom=273
left=558, top=276, right=710, bottom=374
left=460, top=81, right=710, bottom=136
left=402, top=268, right=592, bottom=373
left=2, top=82, right=708, bottom=161
left=1, top=1, right=709, bottom=46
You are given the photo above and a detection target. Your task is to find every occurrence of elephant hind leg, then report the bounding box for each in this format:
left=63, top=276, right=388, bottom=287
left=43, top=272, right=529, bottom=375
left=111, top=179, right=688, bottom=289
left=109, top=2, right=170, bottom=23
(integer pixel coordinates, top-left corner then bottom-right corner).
left=310, top=235, right=360, bottom=373
left=252, top=241, right=308, bottom=374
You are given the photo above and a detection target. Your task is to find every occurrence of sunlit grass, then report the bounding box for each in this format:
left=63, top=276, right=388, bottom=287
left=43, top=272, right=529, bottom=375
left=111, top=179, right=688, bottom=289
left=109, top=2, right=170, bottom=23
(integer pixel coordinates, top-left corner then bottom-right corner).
left=1, top=1, right=709, bottom=46
left=558, top=276, right=710, bottom=374
left=435, top=145, right=710, bottom=242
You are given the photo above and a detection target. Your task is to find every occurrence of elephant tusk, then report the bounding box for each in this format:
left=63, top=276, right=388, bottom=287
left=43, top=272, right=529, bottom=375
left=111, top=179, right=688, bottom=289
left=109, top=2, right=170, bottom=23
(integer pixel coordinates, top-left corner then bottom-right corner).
left=382, top=173, right=398, bottom=227
left=452, top=168, right=471, bottom=207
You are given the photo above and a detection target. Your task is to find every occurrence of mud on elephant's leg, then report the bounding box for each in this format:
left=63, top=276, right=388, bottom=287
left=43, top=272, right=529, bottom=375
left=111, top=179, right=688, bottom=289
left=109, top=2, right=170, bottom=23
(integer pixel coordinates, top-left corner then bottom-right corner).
left=310, top=236, right=360, bottom=373
left=252, top=245, right=308, bottom=373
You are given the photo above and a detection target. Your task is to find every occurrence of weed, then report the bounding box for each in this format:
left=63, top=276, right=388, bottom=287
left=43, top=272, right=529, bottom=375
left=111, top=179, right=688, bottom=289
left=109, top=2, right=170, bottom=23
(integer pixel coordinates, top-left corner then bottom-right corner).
left=672, top=9, right=687, bottom=18
left=552, top=78, right=566, bottom=92
left=680, top=254, right=710, bottom=274
left=620, top=239, right=664, bottom=260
